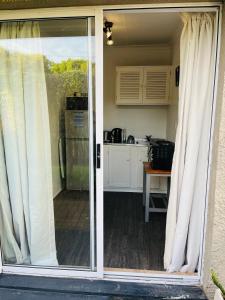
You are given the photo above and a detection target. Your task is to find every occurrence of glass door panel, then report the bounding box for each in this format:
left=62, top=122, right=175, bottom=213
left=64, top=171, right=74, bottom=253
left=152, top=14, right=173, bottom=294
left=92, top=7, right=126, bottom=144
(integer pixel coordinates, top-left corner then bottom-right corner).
left=0, top=17, right=96, bottom=270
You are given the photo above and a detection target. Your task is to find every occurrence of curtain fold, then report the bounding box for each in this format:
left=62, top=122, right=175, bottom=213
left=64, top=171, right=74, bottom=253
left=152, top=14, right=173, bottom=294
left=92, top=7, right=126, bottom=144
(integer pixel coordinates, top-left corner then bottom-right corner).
left=164, top=13, right=216, bottom=273
left=0, top=21, right=58, bottom=266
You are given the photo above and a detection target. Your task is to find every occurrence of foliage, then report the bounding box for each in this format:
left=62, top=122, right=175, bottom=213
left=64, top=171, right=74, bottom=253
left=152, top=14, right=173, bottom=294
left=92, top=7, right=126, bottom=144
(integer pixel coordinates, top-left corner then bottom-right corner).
left=44, top=57, right=89, bottom=96
left=212, top=270, right=225, bottom=299
left=48, top=58, right=88, bottom=74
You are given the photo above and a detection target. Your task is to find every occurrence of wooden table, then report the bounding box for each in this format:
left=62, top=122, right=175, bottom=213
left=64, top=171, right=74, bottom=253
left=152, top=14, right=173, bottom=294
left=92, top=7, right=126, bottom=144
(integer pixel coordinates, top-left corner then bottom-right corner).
left=143, top=162, right=171, bottom=223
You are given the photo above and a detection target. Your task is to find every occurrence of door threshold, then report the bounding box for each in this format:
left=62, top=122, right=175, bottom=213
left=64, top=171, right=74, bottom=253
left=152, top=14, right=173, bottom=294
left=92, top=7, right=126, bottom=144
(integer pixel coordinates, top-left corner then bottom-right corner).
left=104, top=267, right=199, bottom=285
left=104, top=267, right=197, bottom=276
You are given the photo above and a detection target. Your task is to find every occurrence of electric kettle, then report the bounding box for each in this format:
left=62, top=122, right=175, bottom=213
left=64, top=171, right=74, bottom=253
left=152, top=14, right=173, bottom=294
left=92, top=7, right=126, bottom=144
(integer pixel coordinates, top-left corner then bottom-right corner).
left=111, top=128, right=122, bottom=143
left=127, top=135, right=135, bottom=144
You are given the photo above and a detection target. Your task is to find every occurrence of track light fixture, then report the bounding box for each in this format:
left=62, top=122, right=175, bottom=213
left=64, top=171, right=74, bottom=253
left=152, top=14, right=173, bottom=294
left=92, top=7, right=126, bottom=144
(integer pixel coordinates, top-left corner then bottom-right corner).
left=103, top=21, right=114, bottom=46
left=107, top=36, right=114, bottom=46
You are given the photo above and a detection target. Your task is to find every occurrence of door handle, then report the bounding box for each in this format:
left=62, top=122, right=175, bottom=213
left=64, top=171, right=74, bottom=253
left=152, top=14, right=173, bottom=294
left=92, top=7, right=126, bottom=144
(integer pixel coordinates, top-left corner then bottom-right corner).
left=97, top=144, right=101, bottom=169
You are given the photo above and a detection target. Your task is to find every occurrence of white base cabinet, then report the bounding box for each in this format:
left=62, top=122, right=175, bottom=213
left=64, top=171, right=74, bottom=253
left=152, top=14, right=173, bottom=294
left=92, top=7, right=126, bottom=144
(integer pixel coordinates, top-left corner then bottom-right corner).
left=133, top=147, right=149, bottom=189
left=104, top=145, right=148, bottom=192
left=104, top=144, right=165, bottom=192
left=108, top=146, right=131, bottom=188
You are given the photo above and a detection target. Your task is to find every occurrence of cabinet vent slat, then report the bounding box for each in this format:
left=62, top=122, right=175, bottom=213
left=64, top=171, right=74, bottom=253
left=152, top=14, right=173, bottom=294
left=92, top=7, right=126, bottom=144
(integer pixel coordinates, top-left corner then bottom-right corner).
left=143, top=68, right=170, bottom=103
left=116, top=66, right=170, bottom=105
left=117, top=69, right=142, bottom=103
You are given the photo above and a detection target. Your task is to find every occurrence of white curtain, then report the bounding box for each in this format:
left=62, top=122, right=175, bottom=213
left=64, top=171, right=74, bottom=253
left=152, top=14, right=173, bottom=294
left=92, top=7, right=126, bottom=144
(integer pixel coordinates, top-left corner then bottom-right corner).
left=164, top=13, right=216, bottom=272
left=0, top=22, right=58, bottom=266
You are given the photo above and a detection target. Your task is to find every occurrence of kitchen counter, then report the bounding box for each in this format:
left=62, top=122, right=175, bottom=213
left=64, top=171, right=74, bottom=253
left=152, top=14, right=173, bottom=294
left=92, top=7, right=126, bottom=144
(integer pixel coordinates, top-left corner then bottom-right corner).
left=104, top=142, right=149, bottom=193
left=104, top=143, right=148, bottom=147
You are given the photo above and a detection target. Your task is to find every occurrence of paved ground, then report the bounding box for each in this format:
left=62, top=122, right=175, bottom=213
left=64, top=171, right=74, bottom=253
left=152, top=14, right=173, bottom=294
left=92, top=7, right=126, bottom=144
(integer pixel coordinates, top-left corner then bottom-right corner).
left=0, top=274, right=208, bottom=299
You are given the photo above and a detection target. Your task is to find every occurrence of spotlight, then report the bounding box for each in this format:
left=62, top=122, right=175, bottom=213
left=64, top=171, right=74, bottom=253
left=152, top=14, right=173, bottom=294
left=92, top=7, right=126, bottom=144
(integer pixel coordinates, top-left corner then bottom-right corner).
left=107, top=36, right=114, bottom=46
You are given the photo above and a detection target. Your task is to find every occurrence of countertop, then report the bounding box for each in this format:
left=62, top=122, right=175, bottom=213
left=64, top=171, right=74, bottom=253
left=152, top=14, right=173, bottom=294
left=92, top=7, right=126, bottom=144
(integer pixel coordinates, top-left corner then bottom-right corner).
left=104, top=143, right=148, bottom=147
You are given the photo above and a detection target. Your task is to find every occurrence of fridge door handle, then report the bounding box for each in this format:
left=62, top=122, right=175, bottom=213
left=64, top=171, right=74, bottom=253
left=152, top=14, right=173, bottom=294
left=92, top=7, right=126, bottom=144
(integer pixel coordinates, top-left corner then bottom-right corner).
left=96, top=144, right=101, bottom=169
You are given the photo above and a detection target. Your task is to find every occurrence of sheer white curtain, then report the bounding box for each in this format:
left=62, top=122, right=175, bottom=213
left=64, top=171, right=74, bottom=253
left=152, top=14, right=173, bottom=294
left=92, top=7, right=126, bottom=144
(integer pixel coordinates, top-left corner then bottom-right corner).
left=164, top=13, right=216, bottom=273
left=0, top=21, right=58, bottom=266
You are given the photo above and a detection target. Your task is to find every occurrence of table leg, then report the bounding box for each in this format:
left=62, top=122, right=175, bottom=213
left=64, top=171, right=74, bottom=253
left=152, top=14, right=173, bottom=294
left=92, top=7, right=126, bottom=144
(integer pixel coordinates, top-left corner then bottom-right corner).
left=145, top=174, right=151, bottom=223
left=167, top=177, right=171, bottom=200
left=143, top=166, right=146, bottom=206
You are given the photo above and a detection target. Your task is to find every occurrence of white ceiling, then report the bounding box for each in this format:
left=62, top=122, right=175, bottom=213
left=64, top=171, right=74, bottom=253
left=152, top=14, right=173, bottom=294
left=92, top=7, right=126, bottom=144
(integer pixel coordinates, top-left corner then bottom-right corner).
left=39, top=19, right=89, bottom=37
left=38, top=12, right=182, bottom=43
left=103, top=12, right=182, bottom=46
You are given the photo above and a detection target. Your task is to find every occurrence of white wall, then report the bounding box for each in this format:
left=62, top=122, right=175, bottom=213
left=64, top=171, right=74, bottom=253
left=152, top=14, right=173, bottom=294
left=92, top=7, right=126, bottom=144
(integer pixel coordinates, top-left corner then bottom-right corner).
left=46, top=75, right=65, bottom=198
left=104, top=45, right=172, bottom=139
left=166, top=26, right=181, bottom=141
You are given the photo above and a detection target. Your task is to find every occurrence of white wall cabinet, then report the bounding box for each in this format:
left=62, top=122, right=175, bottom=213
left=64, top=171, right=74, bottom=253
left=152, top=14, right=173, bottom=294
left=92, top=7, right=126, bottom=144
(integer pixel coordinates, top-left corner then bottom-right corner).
left=143, top=66, right=171, bottom=105
left=104, top=145, right=148, bottom=192
left=116, top=67, right=143, bottom=105
left=116, top=66, right=171, bottom=105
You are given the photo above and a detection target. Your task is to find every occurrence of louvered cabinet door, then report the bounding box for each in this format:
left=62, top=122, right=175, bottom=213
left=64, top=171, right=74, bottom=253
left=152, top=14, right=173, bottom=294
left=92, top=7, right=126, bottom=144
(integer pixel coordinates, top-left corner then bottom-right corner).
left=116, top=67, right=143, bottom=105
left=143, top=66, right=171, bottom=105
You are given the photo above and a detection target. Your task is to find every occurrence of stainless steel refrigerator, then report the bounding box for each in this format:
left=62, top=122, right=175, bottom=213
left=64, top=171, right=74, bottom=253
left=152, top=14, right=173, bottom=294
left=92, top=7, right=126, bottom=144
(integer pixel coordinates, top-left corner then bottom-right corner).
left=65, top=110, right=89, bottom=190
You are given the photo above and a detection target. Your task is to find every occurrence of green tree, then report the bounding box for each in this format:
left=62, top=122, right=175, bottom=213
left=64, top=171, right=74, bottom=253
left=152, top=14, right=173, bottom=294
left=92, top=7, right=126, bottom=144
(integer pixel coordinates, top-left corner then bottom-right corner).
left=46, top=58, right=88, bottom=75
left=44, top=57, right=90, bottom=94
left=44, top=57, right=92, bottom=97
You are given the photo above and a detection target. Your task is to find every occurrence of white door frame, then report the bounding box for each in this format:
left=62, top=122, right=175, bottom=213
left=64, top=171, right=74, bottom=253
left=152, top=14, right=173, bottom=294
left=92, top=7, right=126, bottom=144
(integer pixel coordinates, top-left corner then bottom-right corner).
left=103, top=2, right=222, bottom=285
left=0, top=6, right=104, bottom=280
left=0, top=1, right=222, bottom=286
left=0, top=246, right=2, bottom=274
left=101, top=2, right=222, bottom=286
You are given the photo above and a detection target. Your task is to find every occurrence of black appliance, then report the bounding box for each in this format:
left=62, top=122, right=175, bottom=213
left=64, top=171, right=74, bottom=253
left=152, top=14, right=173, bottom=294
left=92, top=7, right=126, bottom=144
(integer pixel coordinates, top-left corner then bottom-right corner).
left=104, top=130, right=111, bottom=143
left=111, top=128, right=122, bottom=143
left=149, top=139, right=175, bottom=170
left=66, top=96, right=88, bottom=110
left=127, top=135, right=135, bottom=144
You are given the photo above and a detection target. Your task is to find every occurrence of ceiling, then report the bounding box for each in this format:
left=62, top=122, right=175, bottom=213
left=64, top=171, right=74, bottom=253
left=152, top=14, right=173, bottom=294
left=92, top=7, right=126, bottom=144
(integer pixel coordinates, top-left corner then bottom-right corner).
left=0, top=0, right=220, bottom=10
left=103, top=12, right=182, bottom=46
left=38, top=12, right=182, bottom=43
left=39, top=19, right=89, bottom=37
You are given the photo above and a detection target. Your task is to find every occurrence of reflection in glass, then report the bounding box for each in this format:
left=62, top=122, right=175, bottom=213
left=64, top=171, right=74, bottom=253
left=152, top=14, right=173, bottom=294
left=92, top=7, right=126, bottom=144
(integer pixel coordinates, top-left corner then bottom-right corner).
left=0, top=18, right=95, bottom=269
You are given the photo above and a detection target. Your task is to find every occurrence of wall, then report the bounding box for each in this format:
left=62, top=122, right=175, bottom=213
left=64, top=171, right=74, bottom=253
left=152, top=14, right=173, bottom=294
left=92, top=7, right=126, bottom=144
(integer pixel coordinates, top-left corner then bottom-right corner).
left=166, top=26, right=181, bottom=141
left=46, top=75, right=65, bottom=198
left=202, top=5, right=225, bottom=299
left=104, top=45, right=172, bottom=139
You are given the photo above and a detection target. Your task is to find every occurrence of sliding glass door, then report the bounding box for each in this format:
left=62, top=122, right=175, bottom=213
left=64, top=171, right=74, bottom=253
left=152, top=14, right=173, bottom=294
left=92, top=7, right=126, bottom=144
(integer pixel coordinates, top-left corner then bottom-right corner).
left=0, top=15, right=101, bottom=273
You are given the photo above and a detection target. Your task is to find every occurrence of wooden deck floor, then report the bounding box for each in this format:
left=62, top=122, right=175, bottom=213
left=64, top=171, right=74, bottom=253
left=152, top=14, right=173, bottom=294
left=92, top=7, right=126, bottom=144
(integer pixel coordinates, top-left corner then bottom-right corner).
left=54, top=190, right=90, bottom=267
left=104, top=192, right=166, bottom=270
left=54, top=191, right=166, bottom=270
